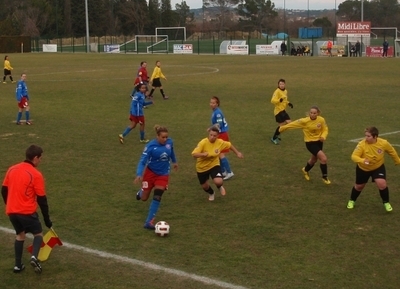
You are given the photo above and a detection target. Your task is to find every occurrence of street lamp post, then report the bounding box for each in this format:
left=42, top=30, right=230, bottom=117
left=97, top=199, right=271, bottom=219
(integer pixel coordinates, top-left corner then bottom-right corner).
left=283, top=0, right=286, bottom=37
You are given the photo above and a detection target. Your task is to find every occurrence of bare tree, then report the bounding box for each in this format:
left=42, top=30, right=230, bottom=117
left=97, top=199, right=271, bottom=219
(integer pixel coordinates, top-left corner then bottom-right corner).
left=204, top=0, right=239, bottom=32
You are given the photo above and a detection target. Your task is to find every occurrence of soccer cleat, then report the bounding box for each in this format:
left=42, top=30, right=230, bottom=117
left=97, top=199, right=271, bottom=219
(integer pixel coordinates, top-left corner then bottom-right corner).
left=347, top=200, right=355, bottom=209
left=301, top=167, right=310, bottom=181
left=223, top=172, right=234, bottom=180
left=270, top=137, right=279, bottom=145
left=30, top=256, right=42, bottom=274
left=2, top=81, right=6, bottom=84
left=143, top=222, right=155, bottom=230
left=16, top=122, right=22, bottom=125
left=140, top=139, right=149, bottom=143
left=163, top=95, right=169, bottom=100
left=384, top=202, right=393, bottom=212
left=26, top=121, right=32, bottom=125
left=322, top=177, right=331, bottom=185
left=208, top=193, right=215, bottom=201
left=219, top=186, right=226, bottom=196
left=12, top=81, right=16, bottom=83
left=13, top=264, right=25, bottom=273
left=136, top=189, right=142, bottom=201
left=118, top=134, right=124, bottom=144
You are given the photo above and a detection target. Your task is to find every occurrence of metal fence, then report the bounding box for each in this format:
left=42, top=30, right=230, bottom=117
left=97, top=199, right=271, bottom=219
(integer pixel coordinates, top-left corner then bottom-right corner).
left=30, top=35, right=398, bottom=57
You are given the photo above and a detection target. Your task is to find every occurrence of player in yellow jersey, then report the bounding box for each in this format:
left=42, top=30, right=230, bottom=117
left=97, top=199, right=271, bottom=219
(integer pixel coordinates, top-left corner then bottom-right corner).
left=278, top=106, right=331, bottom=184
left=347, top=127, right=400, bottom=212
left=270, top=79, right=293, bottom=145
left=192, top=125, right=243, bottom=201
left=149, top=60, right=168, bottom=99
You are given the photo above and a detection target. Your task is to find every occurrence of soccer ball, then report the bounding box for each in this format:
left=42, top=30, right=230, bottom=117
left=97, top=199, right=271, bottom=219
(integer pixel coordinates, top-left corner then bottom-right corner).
left=155, top=221, right=170, bottom=237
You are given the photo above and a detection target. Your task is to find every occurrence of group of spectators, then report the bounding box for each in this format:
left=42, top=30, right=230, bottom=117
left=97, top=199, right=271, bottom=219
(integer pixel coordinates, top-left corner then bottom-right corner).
left=349, top=40, right=362, bottom=57
left=280, top=42, right=310, bottom=56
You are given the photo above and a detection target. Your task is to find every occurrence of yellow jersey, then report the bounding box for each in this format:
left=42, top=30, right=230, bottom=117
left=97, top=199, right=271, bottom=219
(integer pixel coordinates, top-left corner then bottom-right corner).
left=271, top=88, right=288, bottom=116
left=150, top=66, right=165, bottom=81
left=192, top=138, right=231, bottom=173
left=279, top=116, right=328, bottom=142
left=4, top=60, right=13, bottom=70
left=351, top=138, right=400, bottom=171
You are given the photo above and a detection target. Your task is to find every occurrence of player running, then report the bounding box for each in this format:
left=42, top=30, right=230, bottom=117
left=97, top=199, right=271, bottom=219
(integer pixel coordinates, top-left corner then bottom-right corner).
left=134, top=125, right=178, bottom=230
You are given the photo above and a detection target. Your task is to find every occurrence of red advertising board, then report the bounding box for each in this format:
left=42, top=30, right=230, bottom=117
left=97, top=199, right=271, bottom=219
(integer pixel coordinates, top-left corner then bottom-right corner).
left=337, top=22, right=371, bottom=36
left=366, top=46, right=394, bottom=57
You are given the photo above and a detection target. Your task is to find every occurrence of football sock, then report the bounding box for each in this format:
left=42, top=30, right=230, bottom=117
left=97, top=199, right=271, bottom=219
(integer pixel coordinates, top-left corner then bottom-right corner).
left=350, top=187, right=362, bottom=201
left=2, top=76, right=5, bottom=81
left=220, top=158, right=231, bottom=173
left=122, top=127, right=132, bottom=137
left=272, top=127, right=280, bottom=139
left=10, top=76, right=13, bottom=81
left=304, top=162, right=314, bottom=172
left=379, top=187, right=389, bottom=203
left=149, top=89, right=154, bottom=96
left=145, top=199, right=160, bottom=224
left=320, top=163, right=328, bottom=178
left=25, top=111, right=30, bottom=121
left=203, top=186, right=214, bottom=195
left=32, top=235, right=43, bottom=258
left=160, top=89, right=165, bottom=97
left=17, top=112, right=22, bottom=123
left=14, top=240, right=24, bottom=267
left=140, top=130, right=145, bottom=140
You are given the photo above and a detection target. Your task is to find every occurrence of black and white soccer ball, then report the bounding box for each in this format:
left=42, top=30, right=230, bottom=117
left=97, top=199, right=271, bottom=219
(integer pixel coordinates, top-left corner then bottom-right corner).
left=155, top=221, right=170, bottom=237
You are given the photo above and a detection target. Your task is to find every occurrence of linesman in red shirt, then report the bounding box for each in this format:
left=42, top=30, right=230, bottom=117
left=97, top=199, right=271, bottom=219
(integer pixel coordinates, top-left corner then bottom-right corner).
left=1, top=145, right=53, bottom=274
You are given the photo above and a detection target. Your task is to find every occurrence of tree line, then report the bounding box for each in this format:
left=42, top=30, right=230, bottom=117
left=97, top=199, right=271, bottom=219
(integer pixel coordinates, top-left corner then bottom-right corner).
left=0, top=0, right=399, bottom=38
left=0, top=0, right=194, bottom=38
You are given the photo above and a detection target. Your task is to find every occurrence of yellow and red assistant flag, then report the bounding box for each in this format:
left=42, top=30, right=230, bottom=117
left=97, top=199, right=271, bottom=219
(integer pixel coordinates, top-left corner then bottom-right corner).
left=27, top=228, right=63, bottom=261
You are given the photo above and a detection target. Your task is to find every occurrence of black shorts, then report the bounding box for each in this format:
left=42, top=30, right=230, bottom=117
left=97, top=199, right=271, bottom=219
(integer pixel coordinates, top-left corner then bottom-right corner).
left=9, top=212, right=43, bottom=235
left=305, top=141, right=323, bottom=156
left=275, top=110, right=290, bottom=123
left=152, top=78, right=162, bottom=87
left=356, top=164, right=386, bottom=184
left=197, top=166, right=223, bottom=185
left=4, top=69, right=11, bottom=76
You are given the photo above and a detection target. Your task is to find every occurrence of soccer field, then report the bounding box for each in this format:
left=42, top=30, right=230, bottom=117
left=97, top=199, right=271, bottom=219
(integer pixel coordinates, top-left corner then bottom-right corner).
left=1, top=53, right=400, bottom=289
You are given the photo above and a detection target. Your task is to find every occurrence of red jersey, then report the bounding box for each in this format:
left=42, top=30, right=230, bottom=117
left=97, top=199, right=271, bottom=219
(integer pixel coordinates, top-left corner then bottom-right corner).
left=2, top=161, right=46, bottom=215
left=134, top=67, right=148, bottom=85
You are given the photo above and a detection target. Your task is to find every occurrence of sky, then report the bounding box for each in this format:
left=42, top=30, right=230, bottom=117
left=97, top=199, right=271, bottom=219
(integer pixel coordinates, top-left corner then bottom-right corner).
left=170, top=0, right=344, bottom=10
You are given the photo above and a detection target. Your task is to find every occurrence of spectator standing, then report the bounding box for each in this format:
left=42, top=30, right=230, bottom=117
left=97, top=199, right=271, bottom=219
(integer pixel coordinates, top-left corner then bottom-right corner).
left=280, top=41, right=287, bottom=56
left=382, top=40, right=389, bottom=57
left=355, top=40, right=361, bottom=57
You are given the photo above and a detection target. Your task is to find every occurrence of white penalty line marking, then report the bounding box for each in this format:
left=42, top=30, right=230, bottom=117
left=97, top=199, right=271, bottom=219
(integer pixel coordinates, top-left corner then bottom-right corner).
left=348, top=130, right=400, bottom=147
left=0, top=226, right=248, bottom=289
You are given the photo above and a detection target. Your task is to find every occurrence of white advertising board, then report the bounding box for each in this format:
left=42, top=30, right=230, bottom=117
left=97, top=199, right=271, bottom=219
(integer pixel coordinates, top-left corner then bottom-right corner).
left=256, top=44, right=278, bottom=55
left=104, top=44, right=120, bottom=53
left=227, top=45, right=248, bottom=55
left=173, top=44, right=193, bottom=54
left=43, top=44, right=57, bottom=52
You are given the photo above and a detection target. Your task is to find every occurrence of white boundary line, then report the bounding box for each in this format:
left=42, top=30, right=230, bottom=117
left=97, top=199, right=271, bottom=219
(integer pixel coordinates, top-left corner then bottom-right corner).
left=348, top=130, right=400, bottom=147
left=0, top=226, right=248, bottom=289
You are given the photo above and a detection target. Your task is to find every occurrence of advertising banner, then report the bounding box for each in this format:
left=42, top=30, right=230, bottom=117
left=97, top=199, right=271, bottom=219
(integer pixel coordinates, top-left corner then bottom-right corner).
left=256, top=45, right=278, bottom=55
left=227, top=45, right=248, bottom=55
left=104, top=44, right=120, bottom=53
left=43, top=44, right=57, bottom=52
left=173, top=44, right=193, bottom=54
left=366, top=46, right=394, bottom=57
left=337, top=22, right=371, bottom=37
